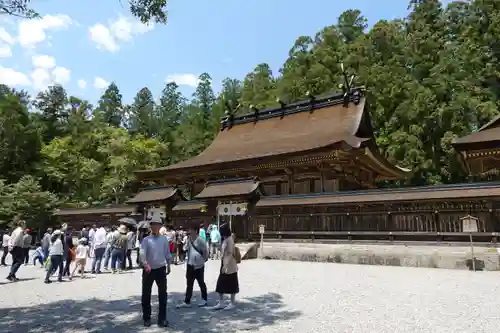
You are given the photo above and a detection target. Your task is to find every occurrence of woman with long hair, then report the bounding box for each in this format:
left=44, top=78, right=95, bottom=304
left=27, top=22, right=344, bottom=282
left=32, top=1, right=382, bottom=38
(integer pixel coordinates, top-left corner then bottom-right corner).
left=210, top=223, right=239, bottom=310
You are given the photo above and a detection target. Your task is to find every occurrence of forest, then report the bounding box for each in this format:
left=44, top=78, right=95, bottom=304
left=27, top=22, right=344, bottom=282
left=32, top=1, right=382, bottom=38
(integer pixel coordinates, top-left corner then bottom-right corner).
left=1, top=0, right=499, bottom=228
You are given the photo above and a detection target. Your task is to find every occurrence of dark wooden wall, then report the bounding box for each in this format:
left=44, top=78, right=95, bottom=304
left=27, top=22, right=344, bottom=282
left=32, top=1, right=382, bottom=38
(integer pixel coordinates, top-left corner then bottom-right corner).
left=250, top=200, right=499, bottom=243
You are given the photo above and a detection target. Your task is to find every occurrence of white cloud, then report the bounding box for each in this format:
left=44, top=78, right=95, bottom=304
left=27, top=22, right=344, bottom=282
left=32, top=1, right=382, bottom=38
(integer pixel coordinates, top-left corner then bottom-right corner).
left=0, top=27, right=15, bottom=45
left=88, top=24, right=118, bottom=52
left=0, top=45, right=12, bottom=58
left=32, top=54, right=56, bottom=68
left=29, top=54, right=71, bottom=90
left=0, top=27, right=14, bottom=58
left=89, top=15, right=154, bottom=52
left=52, top=67, right=71, bottom=85
left=77, top=79, right=87, bottom=89
left=93, top=77, right=109, bottom=89
left=166, top=74, right=199, bottom=87
left=18, top=14, right=72, bottom=48
left=0, top=67, right=30, bottom=86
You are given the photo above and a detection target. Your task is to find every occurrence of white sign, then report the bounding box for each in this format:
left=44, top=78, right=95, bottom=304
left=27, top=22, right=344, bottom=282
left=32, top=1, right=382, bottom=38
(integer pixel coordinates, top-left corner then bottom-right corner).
left=259, top=224, right=265, bottom=234
left=147, top=207, right=166, bottom=220
left=461, top=215, right=478, bottom=233
left=218, top=203, right=247, bottom=216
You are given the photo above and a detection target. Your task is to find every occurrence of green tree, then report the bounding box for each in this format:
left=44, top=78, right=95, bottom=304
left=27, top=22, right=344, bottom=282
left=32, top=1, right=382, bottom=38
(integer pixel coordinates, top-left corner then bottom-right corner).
left=95, top=82, right=124, bottom=127
left=127, top=87, right=156, bottom=137
left=0, top=88, right=42, bottom=183
left=34, top=85, right=69, bottom=143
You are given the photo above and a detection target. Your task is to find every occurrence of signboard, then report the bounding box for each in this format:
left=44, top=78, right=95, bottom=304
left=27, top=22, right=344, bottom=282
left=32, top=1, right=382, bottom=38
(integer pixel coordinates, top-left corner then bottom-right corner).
left=259, top=224, right=265, bottom=234
left=218, top=203, right=248, bottom=216
left=461, top=215, right=478, bottom=233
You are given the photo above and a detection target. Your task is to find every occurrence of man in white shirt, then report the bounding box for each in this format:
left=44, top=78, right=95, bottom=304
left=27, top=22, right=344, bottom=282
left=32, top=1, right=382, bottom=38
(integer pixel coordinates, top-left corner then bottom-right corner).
left=1, top=230, right=10, bottom=266
left=91, top=226, right=107, bottom=274
left=7, top=220, right=26, bottom=281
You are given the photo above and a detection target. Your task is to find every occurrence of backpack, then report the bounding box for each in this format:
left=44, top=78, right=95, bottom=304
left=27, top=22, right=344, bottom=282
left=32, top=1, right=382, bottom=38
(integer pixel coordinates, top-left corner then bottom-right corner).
left=233, top=246, right=241, bottom=264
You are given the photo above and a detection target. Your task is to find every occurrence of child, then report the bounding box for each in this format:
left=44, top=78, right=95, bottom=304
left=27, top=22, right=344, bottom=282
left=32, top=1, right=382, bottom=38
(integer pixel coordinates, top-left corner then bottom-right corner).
left=71, top=238, right=89, bottom=280
left=32, top=245, right=44, bottom=266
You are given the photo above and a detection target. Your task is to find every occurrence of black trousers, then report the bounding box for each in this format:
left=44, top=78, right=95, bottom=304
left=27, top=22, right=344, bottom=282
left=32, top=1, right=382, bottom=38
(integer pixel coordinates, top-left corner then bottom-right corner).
left=184, top=264, right=207, bottom=304
left=8, top=246, right=23, bottom=277
left=141, top=266, right=167, bottom=322
left=23, top=248, right=30, bottom=264
left=63, top=254, right=72, bottom=276
left=126, top=249, right=133, bottom=269
left=1, top=246, right=9, bottom=265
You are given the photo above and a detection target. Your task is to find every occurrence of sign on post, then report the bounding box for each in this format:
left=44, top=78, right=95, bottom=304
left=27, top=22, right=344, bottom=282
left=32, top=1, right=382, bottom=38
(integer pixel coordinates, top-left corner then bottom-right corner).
left=259, top=224, right=265, bottom=257
left=460, top=215, right=479, bottom=271
left=462, top=215, right=478, bottom=233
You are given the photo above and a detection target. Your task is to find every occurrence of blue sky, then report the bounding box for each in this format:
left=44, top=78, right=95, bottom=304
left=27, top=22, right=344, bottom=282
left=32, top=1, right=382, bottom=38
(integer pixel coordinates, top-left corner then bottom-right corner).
left=0, top=0, right=453, bottom=105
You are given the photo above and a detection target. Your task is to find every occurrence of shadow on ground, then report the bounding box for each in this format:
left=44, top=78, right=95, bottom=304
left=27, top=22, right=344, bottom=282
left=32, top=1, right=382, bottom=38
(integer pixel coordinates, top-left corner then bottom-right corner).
left=0, top=292, right=301, bottom=333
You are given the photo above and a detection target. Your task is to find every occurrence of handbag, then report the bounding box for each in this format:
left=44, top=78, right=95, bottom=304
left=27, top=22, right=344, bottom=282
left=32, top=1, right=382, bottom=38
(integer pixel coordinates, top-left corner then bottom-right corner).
left=189, top=240, right=208, bottom=262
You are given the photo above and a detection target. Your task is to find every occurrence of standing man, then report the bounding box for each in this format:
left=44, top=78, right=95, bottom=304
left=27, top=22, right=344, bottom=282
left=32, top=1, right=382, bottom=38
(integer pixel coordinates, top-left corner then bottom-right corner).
left=176, top=222, right=209, bottom=308
left=1, top=229, right=10, bottom=266
left=7, top=219, right=26, bottom=281
left=139, top=220, right=171, bottom=328
left=22, top=229, right=32, bottom=265
left=41, top=228, right=53, bottom=262
left=91, top=226, right=107, bottom=274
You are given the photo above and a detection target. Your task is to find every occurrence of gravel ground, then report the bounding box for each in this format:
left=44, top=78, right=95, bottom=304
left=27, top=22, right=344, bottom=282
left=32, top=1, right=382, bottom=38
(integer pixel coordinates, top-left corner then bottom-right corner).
left=1, top=252, right=500, bottom=333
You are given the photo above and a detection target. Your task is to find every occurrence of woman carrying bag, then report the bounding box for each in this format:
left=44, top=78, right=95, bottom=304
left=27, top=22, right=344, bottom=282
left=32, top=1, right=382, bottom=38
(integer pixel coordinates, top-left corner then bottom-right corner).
left=210, top=223, right=239, bottom=310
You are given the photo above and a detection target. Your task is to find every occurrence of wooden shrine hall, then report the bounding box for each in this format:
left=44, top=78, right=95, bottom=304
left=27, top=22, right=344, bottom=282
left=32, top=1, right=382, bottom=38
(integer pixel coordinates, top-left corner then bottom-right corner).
left=127, top=86, right=500, bottom=244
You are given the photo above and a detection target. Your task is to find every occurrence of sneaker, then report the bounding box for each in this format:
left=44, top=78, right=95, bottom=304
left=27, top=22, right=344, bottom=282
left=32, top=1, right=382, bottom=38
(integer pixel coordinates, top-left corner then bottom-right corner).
left=176, top=302, right=191, bottom=309
left=223, top=303, right=235, bottom=310
left=209, top=301, right=225, bottom=310
left=198, top=300, right=208, bottom=307
left=44, top=280, right=52, bottom=284
left=143, top=319, right=151, bottom=327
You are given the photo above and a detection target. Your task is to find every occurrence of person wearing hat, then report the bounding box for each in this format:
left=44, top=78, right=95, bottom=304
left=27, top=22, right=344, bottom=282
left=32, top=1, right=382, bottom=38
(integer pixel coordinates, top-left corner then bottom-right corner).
left=139, top=220, right=171, bottom=328
left=44, top=230, right=64, bottom=283
left=110, top=225, right=129, bottom=274
left=71, top=238, right=90, bottom=279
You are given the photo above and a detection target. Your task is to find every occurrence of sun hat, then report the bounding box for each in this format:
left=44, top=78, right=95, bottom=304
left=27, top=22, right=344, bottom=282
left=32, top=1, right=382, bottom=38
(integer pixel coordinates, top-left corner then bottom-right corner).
left=118, top=225, right=128, bottom=234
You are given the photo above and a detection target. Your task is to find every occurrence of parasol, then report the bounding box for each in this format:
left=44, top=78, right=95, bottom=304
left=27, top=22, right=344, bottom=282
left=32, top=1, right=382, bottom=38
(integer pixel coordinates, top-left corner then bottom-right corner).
left=118, top=217, right=138, bottom=230
left=137, top=220, right=150, bottom=230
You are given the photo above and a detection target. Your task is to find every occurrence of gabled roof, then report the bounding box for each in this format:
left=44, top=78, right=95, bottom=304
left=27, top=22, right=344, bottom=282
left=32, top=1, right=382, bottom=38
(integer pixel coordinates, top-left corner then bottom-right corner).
left=453, top=114, right=500, bottom=148
left=195, top=178, right=263, bottom=199
left=54, top=205, right=136, bottom=216
left=126, top=186, right=182, bottom=204
left=136, top=88, right=408, bottom=179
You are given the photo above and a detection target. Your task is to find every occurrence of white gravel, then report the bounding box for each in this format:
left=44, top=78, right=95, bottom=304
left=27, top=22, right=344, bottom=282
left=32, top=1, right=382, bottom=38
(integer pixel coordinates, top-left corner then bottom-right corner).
left=1, top=254, right=500, bottom=333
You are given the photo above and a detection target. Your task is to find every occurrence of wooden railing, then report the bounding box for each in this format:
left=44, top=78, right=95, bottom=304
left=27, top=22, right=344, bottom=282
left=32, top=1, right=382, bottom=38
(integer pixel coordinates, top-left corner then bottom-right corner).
left=249, top=230, right=500, bottom=243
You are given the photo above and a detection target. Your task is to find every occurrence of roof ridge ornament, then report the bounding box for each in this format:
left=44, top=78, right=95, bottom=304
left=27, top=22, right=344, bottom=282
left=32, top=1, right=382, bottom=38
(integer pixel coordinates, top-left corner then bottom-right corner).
left=339, top=62, right=357, bottom=108
left=220, top=100, right=236, bottom=131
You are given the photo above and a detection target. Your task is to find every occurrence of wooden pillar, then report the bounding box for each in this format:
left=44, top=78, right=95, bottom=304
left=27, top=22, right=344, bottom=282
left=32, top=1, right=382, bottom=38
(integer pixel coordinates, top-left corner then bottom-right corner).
left=275, top=182, right=281, bottom=195
left=309, top=179, right=315, bottom=193
left=288, top=172, right=294, bottom=194
left=320, top=171, right=326, bottom=192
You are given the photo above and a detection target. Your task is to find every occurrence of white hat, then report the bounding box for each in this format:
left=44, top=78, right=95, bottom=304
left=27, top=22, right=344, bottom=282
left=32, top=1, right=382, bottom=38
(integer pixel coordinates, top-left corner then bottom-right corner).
left=79, top=237, right=87, bottom=243
left=118, top=225, right=128, bottom=234
left=52, top=230, right=62, bottom=236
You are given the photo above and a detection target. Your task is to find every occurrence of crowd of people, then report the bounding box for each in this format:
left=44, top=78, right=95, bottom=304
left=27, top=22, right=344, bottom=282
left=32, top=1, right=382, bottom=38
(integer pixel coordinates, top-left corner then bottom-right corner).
left=1, top=217, right=241, bottom=329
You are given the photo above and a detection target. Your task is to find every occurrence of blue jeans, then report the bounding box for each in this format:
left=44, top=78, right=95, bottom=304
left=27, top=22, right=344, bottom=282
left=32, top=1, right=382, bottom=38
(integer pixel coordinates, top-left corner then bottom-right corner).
left=110, top=248, right=125, bottom=271
left=91, top=247, right=106, bottom=273
left=103, top=246, right=111, bottom=269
